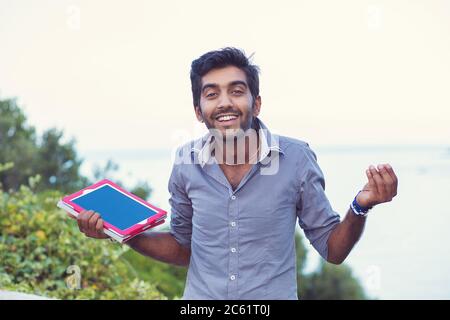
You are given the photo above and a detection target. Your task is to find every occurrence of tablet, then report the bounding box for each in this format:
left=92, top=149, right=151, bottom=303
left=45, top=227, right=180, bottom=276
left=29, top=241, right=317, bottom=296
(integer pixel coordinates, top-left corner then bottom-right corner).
left=61, top=179, right=167, bottom=237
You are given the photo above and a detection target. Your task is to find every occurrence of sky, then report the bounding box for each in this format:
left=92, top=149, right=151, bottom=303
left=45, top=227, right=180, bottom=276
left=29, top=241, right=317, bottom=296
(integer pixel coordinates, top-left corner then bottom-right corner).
left=1, top=0, right=449, bottom=153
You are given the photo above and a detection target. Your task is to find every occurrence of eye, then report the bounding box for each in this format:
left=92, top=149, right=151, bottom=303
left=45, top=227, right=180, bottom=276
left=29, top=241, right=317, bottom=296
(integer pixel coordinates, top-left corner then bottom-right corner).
left=232, top=90, right=244, bottom=95
left=206, top=92, right=217, bottom=98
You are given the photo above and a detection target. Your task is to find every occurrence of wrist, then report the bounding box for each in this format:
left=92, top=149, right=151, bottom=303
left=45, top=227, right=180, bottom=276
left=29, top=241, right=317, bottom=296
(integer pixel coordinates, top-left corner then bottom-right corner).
left=355, top=192, right=373, bottom=208
left=351, top=191, right=373, bottom=217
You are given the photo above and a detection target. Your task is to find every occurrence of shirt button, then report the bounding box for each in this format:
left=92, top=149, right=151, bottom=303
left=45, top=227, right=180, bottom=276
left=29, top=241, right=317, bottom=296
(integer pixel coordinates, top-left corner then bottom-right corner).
left=230, top=275, right=236, bottom=281
left=231, top=195, right=236, bottom=200
left=231, top=247, right=236, bottom=253
left=230, top=221, right=236, bottom=227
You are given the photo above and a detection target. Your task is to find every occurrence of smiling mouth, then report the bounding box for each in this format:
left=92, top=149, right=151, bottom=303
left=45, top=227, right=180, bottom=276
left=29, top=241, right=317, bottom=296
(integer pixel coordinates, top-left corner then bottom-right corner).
left=215, top=114, right=239, bottom=122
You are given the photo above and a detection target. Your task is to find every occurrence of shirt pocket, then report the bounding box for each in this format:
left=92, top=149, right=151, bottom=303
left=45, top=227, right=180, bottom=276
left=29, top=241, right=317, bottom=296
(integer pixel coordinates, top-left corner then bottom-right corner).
left=191, top=195, right=229, bottom=244
left=238, top=184, right=297, bottom=263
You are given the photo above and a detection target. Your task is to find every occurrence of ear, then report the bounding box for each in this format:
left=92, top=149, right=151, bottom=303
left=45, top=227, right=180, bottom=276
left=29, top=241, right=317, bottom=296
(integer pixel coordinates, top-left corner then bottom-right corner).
left=194, top=106, right=204, bottom=122
left=252, top=96, right=261, bottom=117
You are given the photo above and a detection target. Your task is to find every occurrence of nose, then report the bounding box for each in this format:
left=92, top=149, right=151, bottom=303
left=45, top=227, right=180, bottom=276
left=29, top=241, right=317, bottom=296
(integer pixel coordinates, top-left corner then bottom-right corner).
left=217, top=92, right=233, bottom=109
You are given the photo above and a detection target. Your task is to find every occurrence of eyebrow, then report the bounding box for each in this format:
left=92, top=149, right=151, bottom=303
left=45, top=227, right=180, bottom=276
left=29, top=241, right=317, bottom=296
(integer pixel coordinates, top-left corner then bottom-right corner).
left=201, top=80, right=248, bottom=93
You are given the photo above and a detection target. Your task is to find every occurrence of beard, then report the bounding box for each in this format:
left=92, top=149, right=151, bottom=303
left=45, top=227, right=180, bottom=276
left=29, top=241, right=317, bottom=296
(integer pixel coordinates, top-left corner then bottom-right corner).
left=204, top=112, right=255, bottom=142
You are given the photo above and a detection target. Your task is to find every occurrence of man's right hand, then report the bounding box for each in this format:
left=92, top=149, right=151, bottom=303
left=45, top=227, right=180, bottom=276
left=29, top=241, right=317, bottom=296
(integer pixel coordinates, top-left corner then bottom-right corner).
left=76, top=210, right=110, bottom=239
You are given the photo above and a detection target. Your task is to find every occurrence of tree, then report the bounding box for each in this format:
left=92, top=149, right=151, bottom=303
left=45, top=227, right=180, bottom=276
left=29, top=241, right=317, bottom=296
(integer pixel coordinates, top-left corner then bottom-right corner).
left=298, top=258, right=367, bottom=299
left=0, top=97, right=87, bottom=193
left=35, top=128, right=88, bottom=193
left=296, top=232, right=367, bottom=299
left=0, top=98, right=38, bottom=191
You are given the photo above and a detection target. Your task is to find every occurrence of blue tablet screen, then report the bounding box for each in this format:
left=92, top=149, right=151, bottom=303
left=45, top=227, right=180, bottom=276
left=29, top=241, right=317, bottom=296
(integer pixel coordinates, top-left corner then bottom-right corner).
left=71, top=184, right=157, bottom=230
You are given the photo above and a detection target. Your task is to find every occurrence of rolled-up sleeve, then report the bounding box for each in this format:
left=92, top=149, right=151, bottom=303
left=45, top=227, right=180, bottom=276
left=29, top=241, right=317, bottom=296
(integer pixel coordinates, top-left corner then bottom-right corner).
left=168, top=162, right=193, bottom=249
left=296, top=145, right=341, bottom=260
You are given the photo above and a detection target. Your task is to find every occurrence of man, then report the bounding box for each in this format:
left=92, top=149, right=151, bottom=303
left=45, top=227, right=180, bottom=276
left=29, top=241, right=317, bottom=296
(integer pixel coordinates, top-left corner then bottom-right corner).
left=76, top=48, right=398, bottom=299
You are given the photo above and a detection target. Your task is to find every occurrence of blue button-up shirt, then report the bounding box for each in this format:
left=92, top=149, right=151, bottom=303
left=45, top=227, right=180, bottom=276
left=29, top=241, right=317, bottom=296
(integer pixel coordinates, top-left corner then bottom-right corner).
left=168, top=118, right=341, bottom=299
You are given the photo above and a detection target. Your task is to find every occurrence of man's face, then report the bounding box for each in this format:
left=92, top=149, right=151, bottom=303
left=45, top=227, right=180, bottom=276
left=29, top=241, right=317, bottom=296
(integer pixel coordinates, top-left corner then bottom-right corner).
left=195, top=66, right=261, bottom=137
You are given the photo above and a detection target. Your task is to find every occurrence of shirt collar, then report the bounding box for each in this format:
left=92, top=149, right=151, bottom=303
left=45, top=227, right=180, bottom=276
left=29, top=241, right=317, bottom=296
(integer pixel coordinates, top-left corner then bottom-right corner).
left=191, top=118, right=284, bottom=167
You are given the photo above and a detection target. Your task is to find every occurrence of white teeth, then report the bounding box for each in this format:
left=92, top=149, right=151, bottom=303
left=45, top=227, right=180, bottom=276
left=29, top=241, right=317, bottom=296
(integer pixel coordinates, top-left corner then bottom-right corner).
left=217, top=115, right=238, bottom=122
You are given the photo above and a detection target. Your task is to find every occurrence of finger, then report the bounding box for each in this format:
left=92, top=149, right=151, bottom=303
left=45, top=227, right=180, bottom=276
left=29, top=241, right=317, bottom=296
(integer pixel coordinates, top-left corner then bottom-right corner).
left=88, top=213, right=100, bottom=235
left=370, top=165, right=386, bottom=196
left=95, top=218, right=107, bottom=238
left=385, top=163, right=398, bottom=195
left=80, top=210, right=94, bottom=234
left=365, top=168, right=377, bottom=190
left=381, top=163, right=397, bottom=198
left=383, top=163, right=397, bottom=183
left=377, top=164, right=394, bottom=197
left=77, top=210, right=87, bottom=233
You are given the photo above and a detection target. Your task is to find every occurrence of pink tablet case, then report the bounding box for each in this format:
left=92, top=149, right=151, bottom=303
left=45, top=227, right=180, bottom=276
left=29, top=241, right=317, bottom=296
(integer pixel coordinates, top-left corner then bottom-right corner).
left=61, top=179, right=167, bottom=237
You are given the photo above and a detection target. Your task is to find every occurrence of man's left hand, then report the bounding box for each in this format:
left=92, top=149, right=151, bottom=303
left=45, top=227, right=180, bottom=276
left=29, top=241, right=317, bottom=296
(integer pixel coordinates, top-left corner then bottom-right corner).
left=356, top=164, right=398, bottom=208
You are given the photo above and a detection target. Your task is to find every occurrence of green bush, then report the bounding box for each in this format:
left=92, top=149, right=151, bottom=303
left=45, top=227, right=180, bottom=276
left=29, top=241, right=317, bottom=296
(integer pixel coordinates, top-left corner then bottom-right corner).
left=0, top=179, right=166, bottom=299
left=122, top=248, right=187, bottom=299
left=298, top=260, right=367, bottom=300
